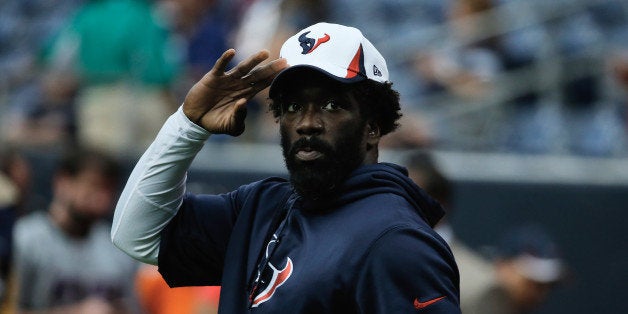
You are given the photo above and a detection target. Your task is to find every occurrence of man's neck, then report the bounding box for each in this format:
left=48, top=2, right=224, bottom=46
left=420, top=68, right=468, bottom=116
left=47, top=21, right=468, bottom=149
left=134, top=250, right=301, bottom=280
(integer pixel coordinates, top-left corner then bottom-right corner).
left=363, top=146, right=379, bottom=165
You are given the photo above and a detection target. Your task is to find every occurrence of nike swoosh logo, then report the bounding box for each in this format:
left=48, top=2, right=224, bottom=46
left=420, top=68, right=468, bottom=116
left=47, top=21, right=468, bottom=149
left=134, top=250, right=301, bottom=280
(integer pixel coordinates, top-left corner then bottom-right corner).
left=308, top=33, right=330, bottom=53
left=414, top=296, right=446, bottom=309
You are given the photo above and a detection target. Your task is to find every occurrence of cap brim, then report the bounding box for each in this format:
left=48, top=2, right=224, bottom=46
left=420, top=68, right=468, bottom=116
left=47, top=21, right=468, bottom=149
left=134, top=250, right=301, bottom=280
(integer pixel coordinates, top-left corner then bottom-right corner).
left=268, top=65, right=367, bottom=98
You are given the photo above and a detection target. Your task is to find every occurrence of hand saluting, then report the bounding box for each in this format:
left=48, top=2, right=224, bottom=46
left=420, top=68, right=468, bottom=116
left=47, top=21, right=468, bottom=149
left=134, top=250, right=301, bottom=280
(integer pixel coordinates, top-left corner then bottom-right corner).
left=182, top=49, right=288, bottom=136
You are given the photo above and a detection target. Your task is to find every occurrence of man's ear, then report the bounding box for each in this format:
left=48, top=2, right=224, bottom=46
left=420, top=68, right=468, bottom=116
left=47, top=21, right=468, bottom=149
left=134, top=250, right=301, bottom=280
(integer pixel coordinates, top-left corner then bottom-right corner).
left=366, top=122, right=380, bottom=150
left=367, top=123, right=380, bottom=138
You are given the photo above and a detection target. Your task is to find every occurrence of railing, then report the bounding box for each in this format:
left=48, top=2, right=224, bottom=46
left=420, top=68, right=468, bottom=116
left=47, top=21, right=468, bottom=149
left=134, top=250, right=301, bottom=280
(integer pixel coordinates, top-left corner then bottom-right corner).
left=343, top=0, right=628, bottom=153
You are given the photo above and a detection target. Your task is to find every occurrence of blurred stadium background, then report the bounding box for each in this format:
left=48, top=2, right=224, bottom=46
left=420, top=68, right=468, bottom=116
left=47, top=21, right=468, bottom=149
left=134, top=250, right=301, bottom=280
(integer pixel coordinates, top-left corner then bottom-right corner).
left=1, top=0, right=627, bottom=313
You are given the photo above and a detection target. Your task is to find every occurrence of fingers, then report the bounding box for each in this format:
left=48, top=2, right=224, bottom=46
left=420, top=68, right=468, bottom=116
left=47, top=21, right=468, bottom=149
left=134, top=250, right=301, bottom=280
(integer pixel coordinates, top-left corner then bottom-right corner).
left=236, top=67, right=283, bottom=100
left=196, top=49, right=287, bottom=110
left=208, top=49, right=287, bottom=82
left=250, top=70, right=280, bottom=92
left=213, top=49, right=288, bottom=88
left=237, top=58, right=287, bottom=100
left=211, top=49, right=236, bottom=75
left=229, top=98, right=248, bottom=136
left=242, top=57, right=288, bottom=85
left=227, top=50, right=271, bottom=78
left=268, top=57, right=289, bottom=73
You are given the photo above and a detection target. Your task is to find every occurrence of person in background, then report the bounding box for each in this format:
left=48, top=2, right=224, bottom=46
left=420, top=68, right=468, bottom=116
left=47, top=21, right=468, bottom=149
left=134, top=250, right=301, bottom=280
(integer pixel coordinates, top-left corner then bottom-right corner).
left=0, top=147, right=32, bottom=218
left=0, top=0, right=83, bottom=149
left=43, top=0, right=182, bottom=158
left=0, top=171, right=15, bottom=312
left=159, top=0, right=230, bottom=85
left=466, top=224, right=567, bottom=314
left=405, top=150, right=494, bottom=312
left=12, top=148, right=138, bottom=313
left=0, top=146, right=32, bottom=313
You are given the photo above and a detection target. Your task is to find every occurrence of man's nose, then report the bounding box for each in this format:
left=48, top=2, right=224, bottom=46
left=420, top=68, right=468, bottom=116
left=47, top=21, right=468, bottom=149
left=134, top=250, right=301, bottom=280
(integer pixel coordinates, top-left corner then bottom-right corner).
left=296, top=106, right=323, bottom=136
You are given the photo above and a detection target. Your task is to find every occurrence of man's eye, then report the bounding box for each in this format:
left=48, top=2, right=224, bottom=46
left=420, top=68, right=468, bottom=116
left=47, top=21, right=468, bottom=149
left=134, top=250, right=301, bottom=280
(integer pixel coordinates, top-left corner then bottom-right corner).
left=322, top=100, right=340, bottom=111
left=286, top=102, right=301, bottom=113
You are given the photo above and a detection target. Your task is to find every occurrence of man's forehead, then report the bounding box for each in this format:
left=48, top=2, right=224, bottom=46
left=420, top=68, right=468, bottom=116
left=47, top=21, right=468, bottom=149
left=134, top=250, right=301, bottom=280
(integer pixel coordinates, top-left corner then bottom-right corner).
left=274, top=69, right=352, bottom=97
left=281, top=86, right=352, bottom=103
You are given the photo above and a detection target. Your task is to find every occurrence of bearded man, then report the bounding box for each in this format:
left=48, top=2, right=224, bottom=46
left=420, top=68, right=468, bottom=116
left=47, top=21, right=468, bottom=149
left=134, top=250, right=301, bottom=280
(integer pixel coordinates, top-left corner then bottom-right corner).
left=112, top=23, right=460, bottom=313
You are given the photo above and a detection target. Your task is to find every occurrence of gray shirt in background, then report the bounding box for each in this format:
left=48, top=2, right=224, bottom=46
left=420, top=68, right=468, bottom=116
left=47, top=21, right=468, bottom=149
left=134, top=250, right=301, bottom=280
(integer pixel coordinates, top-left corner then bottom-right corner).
left=13, top=211, right=138, bottom=311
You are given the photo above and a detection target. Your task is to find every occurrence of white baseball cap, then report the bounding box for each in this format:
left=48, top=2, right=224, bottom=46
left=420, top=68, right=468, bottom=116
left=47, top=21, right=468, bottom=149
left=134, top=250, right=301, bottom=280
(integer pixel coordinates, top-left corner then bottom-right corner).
left=512, top=253, right=565, bottom=283
left=269, top=22, right=389, bottom=98
left=497, top=224, right=567, bottom=284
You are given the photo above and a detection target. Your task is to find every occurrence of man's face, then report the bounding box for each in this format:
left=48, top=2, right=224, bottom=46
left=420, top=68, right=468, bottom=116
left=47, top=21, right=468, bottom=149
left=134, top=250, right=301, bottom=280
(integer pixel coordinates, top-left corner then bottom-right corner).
left=498, top=260, right=554, bottom=312
left=55, top=168, right=117, bottom=224
left=278, top=75, right=370, bottom=201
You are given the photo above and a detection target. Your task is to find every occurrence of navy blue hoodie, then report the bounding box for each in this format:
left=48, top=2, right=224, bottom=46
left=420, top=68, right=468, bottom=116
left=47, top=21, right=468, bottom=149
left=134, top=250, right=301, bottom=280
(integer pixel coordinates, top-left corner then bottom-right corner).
left=158, top=163, right=460, bottom=313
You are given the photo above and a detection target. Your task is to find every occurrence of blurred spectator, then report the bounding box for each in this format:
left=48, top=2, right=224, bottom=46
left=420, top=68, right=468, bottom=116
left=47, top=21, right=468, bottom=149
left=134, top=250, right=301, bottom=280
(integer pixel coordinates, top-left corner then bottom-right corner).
left=0, top=0, right=83, bottom=149
left=554, top=7, right=624, bottom=156
left=136, top=264, right=220, bottom=314
left=404, top=150, right=494, bottom=312
left=413, top=0, right=506, bottom=149
left=466, top=224, right=567, bottom=314
left=378, top=113, right=434, bottom=149
left=157, top=0, right=229, bottom=85
left=416, top=0, right=501, bottom=101
left=0, top=147, right=32, bottom=219
left=0, top=171, right=17, bottom=300
left=612, top=52, right=628, bottom=134
left=496, top=0, right=627, bottom=155
left=612, top=52, right=628, bottom=91
left=0, top=145, right=32, bottom=312
left=42, top=0, right=182, bottom=158
left=491, top=0, right=560, bottom=154
left=11, top=148, right=138, bottom=313
left=588, top=0, right=628, bottom=155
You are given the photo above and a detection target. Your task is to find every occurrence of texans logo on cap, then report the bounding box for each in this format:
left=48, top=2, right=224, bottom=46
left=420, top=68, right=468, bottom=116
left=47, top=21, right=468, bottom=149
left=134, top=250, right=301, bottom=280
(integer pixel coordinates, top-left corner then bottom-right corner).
left=298, top=31, right=330, bottom=54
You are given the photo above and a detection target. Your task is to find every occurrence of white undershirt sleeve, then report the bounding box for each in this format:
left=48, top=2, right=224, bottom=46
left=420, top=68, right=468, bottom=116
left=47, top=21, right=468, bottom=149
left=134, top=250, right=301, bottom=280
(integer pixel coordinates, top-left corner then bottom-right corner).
left=111, top=106, right=210, bottom=265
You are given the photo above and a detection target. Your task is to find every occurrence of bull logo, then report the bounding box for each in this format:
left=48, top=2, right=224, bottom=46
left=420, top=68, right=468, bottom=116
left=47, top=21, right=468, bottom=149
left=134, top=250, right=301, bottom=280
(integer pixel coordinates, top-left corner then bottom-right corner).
left=250, top=235, right=295, bottom=307
left=251, top=257, right=293, bottom=307
left=298, top=31, right=330, bottom=54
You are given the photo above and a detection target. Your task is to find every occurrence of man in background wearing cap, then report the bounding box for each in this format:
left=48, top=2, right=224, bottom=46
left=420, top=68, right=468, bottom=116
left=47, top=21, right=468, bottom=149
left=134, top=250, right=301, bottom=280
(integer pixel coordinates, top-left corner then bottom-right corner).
left=111, top=22, right=460, bottom=313
left=404, top=150, right=495, bottom=313
left=465, top=224, right=566, bottom=314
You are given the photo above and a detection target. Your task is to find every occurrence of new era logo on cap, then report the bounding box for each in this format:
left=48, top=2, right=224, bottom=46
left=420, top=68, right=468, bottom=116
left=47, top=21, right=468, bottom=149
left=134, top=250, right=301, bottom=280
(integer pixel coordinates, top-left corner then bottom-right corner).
left=269, top=23, right=389, bottom=97
left=373, top=65, right=382, bottom=77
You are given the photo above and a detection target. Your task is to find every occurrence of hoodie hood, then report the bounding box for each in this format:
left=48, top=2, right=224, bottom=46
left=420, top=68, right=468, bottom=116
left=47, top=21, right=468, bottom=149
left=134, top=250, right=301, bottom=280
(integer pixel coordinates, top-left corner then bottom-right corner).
left=299, top=163, right=445, bottom=227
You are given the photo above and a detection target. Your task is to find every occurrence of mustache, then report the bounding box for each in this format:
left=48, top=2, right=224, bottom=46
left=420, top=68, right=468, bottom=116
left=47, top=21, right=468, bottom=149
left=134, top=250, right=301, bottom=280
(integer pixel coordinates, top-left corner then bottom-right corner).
left=289, top=137, right=334, bottom=157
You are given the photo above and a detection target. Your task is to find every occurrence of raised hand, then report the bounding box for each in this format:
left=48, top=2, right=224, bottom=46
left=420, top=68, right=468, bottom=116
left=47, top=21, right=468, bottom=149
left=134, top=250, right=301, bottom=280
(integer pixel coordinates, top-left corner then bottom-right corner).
left=182, top=49, right=288, bottom=136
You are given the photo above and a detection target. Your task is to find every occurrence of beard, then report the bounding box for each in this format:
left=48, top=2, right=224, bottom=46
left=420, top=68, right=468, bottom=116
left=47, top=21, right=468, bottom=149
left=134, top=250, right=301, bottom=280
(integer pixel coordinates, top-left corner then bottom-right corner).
left=67, top=205, right=97, bottom=225
left=281, top=122, right=366, bottom=204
